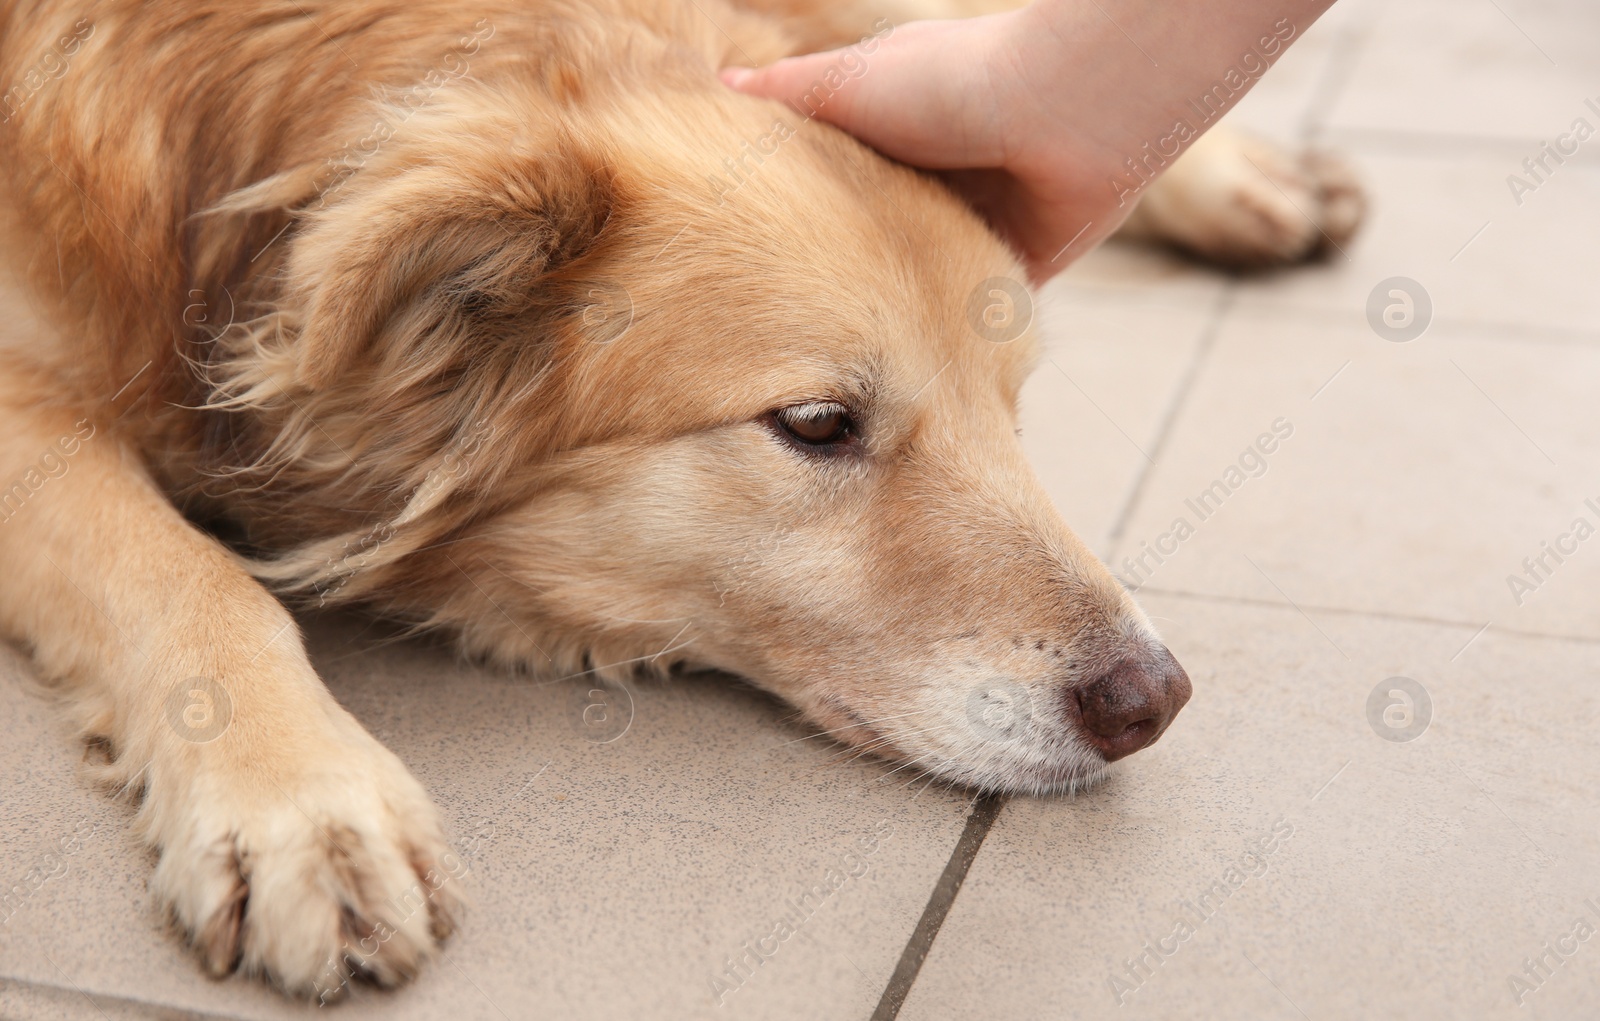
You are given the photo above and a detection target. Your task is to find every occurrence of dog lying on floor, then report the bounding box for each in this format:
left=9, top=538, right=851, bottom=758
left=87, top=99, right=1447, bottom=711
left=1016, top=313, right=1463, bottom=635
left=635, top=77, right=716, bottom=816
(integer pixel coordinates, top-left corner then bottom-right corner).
left=0, top=0, right=1361, bottom=997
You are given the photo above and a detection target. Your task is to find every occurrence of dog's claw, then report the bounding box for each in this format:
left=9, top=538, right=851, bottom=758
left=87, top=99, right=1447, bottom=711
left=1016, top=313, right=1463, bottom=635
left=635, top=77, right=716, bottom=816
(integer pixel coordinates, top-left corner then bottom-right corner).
left=196, top=871, right=247, bottom=978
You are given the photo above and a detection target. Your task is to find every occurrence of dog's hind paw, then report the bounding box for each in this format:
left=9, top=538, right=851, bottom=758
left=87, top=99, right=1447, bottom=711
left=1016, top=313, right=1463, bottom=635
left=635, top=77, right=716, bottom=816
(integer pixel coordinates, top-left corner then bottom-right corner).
left=1120, top=127, right=1367, bottom=270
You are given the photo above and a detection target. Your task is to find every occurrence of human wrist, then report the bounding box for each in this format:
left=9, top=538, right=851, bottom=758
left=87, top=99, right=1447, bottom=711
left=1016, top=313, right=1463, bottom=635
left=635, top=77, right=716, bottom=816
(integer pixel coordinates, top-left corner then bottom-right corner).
left=985, top=2, right=1140, bottom=187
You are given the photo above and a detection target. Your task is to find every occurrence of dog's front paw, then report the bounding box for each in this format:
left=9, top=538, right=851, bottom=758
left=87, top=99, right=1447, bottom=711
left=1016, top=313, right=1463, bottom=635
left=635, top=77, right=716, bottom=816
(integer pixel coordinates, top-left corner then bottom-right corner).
left=147, top=720, right=462, bottom=1000
left=1126, top=128, right=1367, bottom=269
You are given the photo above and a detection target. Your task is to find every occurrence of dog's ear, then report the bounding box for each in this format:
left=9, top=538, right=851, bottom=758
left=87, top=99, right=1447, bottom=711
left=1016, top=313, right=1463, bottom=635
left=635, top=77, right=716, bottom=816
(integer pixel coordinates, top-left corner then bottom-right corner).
left=284, top=139, right=614, bottom=389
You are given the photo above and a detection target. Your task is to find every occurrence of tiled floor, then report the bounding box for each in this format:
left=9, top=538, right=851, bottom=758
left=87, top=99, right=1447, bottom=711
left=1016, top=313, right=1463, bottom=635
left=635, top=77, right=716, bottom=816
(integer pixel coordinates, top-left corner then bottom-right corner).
left=4, top=0, right=1599, bottom=1018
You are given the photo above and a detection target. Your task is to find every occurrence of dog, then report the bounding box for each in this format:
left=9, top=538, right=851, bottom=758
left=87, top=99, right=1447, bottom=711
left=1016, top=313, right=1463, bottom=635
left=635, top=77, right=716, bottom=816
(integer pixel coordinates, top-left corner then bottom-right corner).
left=0, top=0, right=1362, bottom=997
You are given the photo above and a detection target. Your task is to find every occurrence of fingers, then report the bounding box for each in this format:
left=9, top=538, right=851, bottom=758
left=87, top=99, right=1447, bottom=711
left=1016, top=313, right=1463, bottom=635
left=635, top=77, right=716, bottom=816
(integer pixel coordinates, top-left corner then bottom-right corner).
left=719, top=20, right=1009, bottom=171
left=719, top=48, right=874, bottom=135
left=715, top=16, right=1112, bottom=282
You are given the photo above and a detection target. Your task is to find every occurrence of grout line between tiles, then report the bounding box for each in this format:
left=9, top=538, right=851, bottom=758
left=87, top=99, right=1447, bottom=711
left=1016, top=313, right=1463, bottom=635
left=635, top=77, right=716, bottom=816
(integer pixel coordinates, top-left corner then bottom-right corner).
left=1324, top=125, right=1600, bottom=164
left=867, top=793, right=1005, bottom=1021
left=1104, top=284, right=1236, bottom=556
left=1223, top=296, right=1600, bottom=348
left=1134, top=584, right=1600, bottom=646
left=1298, top=0, right=1378, bottom=147
left=0, top=974, right=238, bottom=1020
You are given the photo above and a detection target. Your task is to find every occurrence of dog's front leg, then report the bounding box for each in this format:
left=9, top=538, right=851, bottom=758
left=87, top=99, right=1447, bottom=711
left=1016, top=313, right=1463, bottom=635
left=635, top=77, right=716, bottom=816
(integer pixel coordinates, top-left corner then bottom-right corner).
left=0, top=374, right=460, bottom=998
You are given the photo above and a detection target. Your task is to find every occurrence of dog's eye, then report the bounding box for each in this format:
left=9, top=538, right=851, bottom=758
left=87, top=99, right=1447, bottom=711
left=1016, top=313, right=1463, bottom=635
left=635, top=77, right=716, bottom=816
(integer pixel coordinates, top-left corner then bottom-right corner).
left=774, top=402, right=854, bottom=447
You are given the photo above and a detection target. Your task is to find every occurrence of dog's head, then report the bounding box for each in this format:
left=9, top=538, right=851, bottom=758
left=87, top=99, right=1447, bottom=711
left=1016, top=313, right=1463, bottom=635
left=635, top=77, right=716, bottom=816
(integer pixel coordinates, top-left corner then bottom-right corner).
left=228, top=59, right=1189, bottom=794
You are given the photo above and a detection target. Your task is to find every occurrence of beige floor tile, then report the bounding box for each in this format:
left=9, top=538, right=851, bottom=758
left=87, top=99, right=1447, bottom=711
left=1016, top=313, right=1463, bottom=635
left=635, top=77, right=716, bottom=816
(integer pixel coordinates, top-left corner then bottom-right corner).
left=1326, top=0, right=1600, bottom=142
left=1112, top=303, right=1600, bottom=639
left=0, top=622, right=974, bottom=1021
left=899, top=593, right=1600, bottom=1021
left=1051, top=238, right=1230, bottom=308
left=1021, top=287, right=1221, bottom=559
left=1234, top=148, right=1600, bottom=336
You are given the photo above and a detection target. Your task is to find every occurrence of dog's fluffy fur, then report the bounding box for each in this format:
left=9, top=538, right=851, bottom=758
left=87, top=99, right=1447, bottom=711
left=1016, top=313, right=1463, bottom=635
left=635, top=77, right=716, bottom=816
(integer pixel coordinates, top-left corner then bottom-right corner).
left=0, top=0, right=1361, bottom=996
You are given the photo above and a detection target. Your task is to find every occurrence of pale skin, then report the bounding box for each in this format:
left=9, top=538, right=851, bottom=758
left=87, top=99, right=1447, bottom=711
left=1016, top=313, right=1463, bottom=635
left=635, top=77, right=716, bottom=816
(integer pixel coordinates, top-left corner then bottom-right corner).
left=723, top=0, right=1338, bottom=280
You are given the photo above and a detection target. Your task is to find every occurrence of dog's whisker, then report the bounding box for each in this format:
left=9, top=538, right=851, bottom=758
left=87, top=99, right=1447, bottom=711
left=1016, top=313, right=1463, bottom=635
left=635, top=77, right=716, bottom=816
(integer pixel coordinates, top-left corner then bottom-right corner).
left=814, top=734, right=900, bottom=767
left=777, top=708, right=931, bottom=746
left=876, top=758, right=927, bottom=782
left=800, top=731, right=917, bottom=779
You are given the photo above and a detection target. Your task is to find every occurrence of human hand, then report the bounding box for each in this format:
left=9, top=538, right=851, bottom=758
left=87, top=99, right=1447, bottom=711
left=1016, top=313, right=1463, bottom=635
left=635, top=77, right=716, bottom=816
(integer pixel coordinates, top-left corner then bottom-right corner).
left=721, top=13, right=1138, bottom=282
left=722, top=0, right=1332, bottom=282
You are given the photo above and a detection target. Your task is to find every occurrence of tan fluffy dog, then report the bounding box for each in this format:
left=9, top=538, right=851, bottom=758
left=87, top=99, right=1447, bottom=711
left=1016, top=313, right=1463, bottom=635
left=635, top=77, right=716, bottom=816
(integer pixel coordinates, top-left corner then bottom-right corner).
left=0, top=0, right=1360, bottom=996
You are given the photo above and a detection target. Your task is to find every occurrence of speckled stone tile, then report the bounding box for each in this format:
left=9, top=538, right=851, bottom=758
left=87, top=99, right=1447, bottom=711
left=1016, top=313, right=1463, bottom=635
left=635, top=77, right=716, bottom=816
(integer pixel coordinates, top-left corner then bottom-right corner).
left=0, top=622, right=974, bottom=1021
left=899, top=593, right=1600, bottom=1021
left=1110, top=302, right=1600, bottom=639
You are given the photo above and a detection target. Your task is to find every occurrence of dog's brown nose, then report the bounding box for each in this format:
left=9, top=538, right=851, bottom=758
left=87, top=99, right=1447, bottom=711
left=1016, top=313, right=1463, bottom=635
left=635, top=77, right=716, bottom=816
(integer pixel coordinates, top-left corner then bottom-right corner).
left=1075, top=648, right=1192, bottom=761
